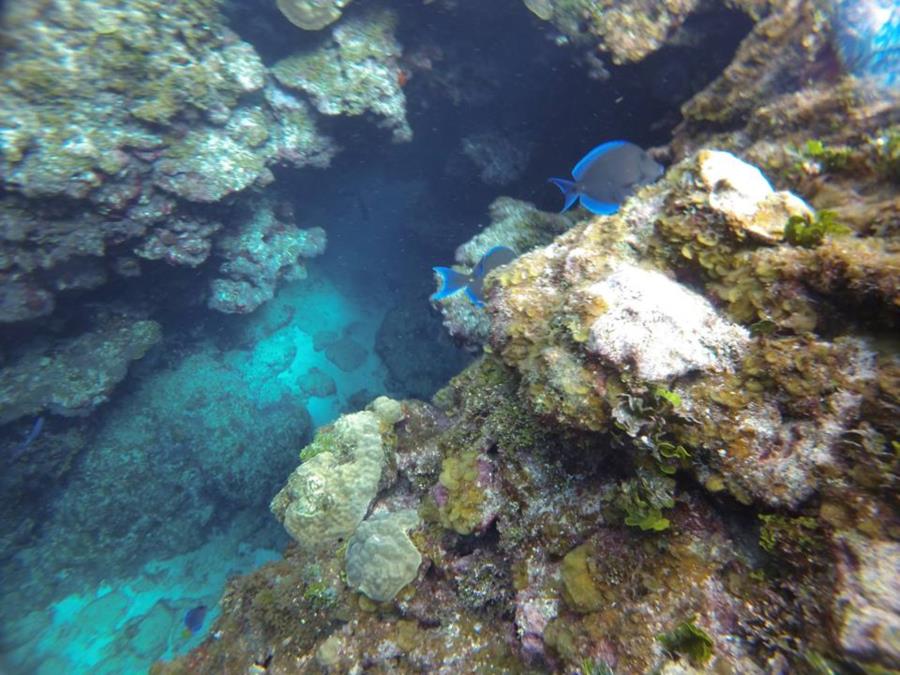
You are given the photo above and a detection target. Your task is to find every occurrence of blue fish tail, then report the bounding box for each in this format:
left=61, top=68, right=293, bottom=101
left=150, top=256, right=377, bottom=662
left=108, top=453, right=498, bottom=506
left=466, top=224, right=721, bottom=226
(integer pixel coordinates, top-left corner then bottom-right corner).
left=548, top=177, right=578, bottom=212
left=430, top=266, right=469, bottom=301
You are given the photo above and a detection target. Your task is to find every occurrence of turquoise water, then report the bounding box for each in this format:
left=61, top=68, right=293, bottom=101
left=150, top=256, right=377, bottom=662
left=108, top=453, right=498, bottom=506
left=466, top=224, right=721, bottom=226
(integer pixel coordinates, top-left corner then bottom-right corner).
left=1, top=274, right=390, bottom=674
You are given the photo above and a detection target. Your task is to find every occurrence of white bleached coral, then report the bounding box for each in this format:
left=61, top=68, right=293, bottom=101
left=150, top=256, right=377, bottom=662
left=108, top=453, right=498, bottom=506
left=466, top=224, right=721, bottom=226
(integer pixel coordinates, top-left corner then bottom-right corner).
left=277, top=0, right=353, bottom=31
left=586, top=264, right=750, bottom=382
left=696, top=149, right=813, bottom=243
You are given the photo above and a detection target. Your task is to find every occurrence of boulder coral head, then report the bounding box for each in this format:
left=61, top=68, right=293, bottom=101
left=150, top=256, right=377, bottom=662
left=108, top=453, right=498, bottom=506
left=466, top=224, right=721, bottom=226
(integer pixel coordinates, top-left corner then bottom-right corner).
left=345, top=509, right=422, bottom=602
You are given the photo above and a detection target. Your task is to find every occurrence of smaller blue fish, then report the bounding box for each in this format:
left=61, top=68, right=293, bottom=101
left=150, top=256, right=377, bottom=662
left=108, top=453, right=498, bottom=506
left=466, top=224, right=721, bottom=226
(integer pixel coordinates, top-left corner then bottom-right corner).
left=549, top=140, right=664, bottom=215
left=431, top=246, right=517, bottom=307
left=183, top=605, right=207, bottom=636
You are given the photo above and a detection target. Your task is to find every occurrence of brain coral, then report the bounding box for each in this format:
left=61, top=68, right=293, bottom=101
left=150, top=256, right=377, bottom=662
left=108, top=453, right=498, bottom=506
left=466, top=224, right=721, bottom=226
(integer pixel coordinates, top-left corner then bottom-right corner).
left=345, top=509, right=422, bottom=602
left=270, top=409, right=386, bottom=551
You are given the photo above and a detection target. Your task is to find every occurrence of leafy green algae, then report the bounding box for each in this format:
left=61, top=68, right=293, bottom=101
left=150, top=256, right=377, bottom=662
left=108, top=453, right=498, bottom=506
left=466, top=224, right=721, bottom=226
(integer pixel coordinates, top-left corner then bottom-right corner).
left=658, top=620, right=714, bottom=665
left=783, top=210, right=851, bottom=247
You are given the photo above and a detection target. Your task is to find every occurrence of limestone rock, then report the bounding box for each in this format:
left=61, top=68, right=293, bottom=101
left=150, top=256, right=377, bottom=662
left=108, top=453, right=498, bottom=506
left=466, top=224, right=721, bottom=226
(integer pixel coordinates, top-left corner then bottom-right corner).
left=586, top=264, right=750, bottom=382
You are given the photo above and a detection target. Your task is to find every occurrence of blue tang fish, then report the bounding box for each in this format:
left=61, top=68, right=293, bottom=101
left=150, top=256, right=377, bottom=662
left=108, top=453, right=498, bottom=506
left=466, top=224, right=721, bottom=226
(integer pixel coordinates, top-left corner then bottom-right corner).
left=549, top=140, right=664, bottom=215
left=183, top=605, right=207, bottom=636
left=431, top=246, right=517, bottom=307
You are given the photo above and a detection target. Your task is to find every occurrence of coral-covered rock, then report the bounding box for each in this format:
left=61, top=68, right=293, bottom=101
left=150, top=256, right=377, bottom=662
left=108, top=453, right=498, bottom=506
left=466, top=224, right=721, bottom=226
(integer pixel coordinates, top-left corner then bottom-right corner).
left=0, top=317, right=161, bottom=425
left=153, top=3, right=898, bottom=674
left=133, top=218, right=222, bottom=267
left=152, top=100, right=334, bottom=204
left=272, top=8, right=412, bottom=142
left=0, top=0, right=338, bottom=324
left=434, top=451, right=501, bottom=536
left=15, top=353, right=314, bottom=606
left=270, top=398, right=403, bottom=552
left=455, top=197, right=573, bottom=268
left=833, top=532, right=900, bottom=669
left=208, top=196, right=327, bottom=314
left=522, top=0, right=762, bottom=65
left=432, top=197, right=572, bottom=349
left=696, top=149, right=813, bottom=243
left=585, top=264, right=750, bottom=382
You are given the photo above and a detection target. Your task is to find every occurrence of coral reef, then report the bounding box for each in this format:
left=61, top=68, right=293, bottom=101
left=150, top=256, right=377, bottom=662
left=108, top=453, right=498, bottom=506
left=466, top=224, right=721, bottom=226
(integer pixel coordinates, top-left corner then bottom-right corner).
left=272, top=8, right=412, bottom=142
left=521, top=0, right=766, bottom=65
left=270, top=397, right=402, bottom=553
left=0, top=316, right=161, bottom=425
left=158, top=2, right=899, bottom=660
left=345, top=508, right=422, bottom=602
left=25, top=348, right=313, bottom=579
left=432, top=197, right=572, bottom=349
left=0, top=1, right=873, bottom=673
left=208, top=196, right=327, bottom=314
left=0, top=0, right=336, bottom=324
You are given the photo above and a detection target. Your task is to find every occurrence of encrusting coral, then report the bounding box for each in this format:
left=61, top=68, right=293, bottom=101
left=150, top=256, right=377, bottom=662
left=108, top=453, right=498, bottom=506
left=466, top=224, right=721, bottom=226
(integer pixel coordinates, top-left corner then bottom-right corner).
left=270, top=398, right=401, bottom=553
left=272, top=8, right=412, bottom=142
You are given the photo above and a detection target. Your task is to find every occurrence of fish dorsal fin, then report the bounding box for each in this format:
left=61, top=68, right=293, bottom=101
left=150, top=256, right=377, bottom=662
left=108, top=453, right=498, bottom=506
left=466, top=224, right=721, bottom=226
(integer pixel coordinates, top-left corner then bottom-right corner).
left=572, top=140, right=627, bottom=180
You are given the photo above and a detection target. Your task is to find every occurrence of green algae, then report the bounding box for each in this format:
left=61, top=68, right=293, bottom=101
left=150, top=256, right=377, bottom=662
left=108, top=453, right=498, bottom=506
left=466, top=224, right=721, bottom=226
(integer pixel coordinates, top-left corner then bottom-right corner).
left=613, top=470, right=675, bottom=533
left=580, top=658, right=615, bottom=675
left=803, top=139, right=853, bottom=172
left=299, top=427, right=341, bottom=462
left=658, top=620, right=714, bottom=666
left=783, top=210, right=851, bottom=248
left=758, top=513, right=822, bottom=558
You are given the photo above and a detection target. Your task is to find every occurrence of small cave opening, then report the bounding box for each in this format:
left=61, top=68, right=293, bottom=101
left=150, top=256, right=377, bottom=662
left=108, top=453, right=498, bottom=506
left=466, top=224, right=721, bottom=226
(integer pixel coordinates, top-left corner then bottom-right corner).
left=253, top=0, right=755, bottom=400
